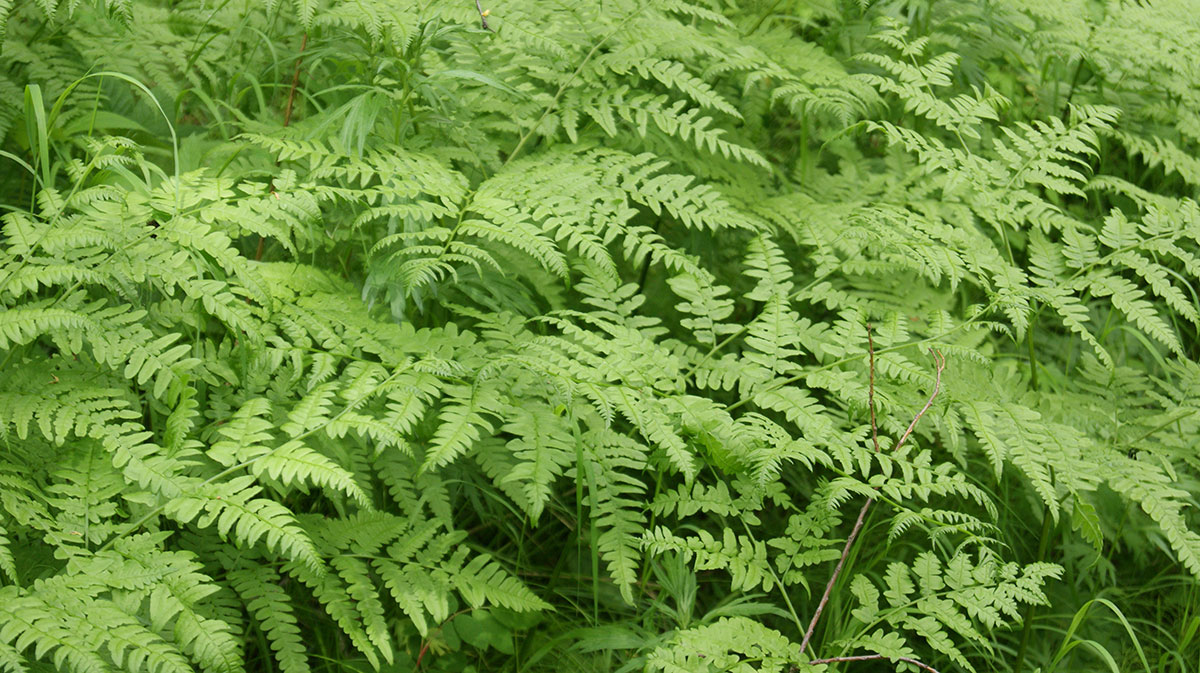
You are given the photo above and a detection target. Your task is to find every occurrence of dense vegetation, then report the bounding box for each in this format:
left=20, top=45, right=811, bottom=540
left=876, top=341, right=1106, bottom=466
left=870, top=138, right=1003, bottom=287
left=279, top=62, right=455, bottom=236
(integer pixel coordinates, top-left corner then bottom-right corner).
left=2, top=0, right=1199, bottom=671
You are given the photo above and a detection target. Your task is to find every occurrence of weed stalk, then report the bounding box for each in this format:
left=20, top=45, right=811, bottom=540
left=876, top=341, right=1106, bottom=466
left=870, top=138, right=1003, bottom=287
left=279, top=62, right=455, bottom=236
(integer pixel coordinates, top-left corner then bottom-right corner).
left=798, top=326, right=946, bottom=667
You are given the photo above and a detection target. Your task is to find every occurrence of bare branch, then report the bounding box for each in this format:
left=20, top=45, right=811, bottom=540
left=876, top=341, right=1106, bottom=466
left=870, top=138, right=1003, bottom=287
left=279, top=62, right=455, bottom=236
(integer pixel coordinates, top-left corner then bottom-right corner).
left=798, top=496, right=872, bottom=655
left=893, top=348, right=946, bottom=454
left=475, top=0, right=492, bottom=30
left=798, top=346, right=947, bottom=657
left=808, top=653, right=942, bottom=673
left=282, top=33, right=309, bottom=128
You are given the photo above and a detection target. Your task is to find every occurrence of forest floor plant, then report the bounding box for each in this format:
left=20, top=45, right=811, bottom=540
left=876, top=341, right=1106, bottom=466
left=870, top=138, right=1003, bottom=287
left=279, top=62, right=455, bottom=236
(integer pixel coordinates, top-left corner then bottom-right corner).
left=1, top=1, right=1200, bottom=672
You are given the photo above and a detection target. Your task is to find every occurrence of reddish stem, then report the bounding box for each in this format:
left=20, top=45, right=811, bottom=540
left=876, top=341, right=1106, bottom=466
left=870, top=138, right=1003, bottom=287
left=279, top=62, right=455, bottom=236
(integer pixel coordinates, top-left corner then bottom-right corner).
left=414, top=640, right=430, bottom=670
left=257, top=33, right=309, bottom=262
left=283, top=33, right=308, bottom=129
left=414, top=608, right=474, bottom=671
left=798, top=341, right=946, bottom=657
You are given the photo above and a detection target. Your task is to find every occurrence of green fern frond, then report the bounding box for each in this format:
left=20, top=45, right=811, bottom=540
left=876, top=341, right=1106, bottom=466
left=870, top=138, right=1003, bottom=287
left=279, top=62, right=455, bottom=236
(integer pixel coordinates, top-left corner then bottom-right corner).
left=165, top=477, right=324, bottom=575
left=642, top=526, right=771, bottom=593
left=422, top=382, right=501, bottom=472
left=647, top=617, right=800, bottom=672
left=228, top=565, right=309, bottom=673
left=847, top=551, right=1062, bottom=672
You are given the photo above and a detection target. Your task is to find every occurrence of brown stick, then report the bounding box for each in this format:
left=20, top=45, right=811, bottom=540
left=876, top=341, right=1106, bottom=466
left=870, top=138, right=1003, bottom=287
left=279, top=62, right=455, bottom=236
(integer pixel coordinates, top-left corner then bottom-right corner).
left=257, top=33, right=309, bottom=262
left=808, top=653, right=942, bottom=673
left=474, top=0, right=492, bottom=30
left=282, top=33, right=309, bottom=129
left=893, top=349, right=946, bottom=454
left=798, top=341, right=946, bottom=657
left=799, top=496, right=873, bottom=655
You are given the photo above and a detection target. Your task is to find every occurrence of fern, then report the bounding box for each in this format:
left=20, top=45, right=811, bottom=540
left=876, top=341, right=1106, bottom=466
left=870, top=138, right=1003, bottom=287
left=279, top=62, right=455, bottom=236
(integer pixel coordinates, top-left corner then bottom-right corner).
left=647, top=617, right=801, bottom=672
left=845, top=552, right=1062, bottom=671
left=228, top=565, right=310, bottom=673
left=3, top=0, right=1200, bottom=672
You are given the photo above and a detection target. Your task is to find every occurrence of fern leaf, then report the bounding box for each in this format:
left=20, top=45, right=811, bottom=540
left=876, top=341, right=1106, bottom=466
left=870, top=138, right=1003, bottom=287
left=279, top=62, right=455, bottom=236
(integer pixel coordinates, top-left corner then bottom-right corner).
left=228, top=566, right=310, bottom=673
left=166, top=477, right=324, bottom=575
left=421, top=383, right=500, bottom=472
left=647, top=617, right=799, bottom=672
left=253, top=441, right=371, bottom=508
left=454, top=553, right=552, bottom=612
left=500, top=406, right=573, bottom=522
left=331, top=557, right=393, bottom=665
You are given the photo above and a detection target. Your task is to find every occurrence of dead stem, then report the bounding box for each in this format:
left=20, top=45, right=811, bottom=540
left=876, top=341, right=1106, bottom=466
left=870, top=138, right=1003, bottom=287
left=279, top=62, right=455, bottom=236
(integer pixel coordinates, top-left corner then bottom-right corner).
left=258, top=32, right=308, bottom=261
left=475, top=0, right=492, bottom=30
left=798, top=336, right=946, bottom=657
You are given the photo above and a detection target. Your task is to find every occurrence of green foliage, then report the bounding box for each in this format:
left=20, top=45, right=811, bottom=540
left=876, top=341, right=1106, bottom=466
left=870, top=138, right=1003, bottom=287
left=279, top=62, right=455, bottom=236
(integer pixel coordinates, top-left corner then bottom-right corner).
left=2, top=0, right=1200, bottom=672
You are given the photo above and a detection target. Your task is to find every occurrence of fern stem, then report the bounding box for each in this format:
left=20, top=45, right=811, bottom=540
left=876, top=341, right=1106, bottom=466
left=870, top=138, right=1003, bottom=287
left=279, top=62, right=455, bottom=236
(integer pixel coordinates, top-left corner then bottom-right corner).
left=683, top=272, right=833, bottom=381
left=637, top=467, right=665, bottom=603
left=635, top=250, right=653, bottom=294
left=1065, top=231, right=1178, bottom=285
left=635, top=220, right=663, bottom=295
left=416, top=608, right=475, bottom=671
left=726, top=296, right=978, bottom=415
left=572, top=421, right=602, bottom=624
left=743, top=0, right=786, bottom=35
left=798, top=113, right=811, bottom=182
left=181, top=0, right=238, bottom=86
left=867, top=326, right=879, bottom=454
left=736, top=515, right=805, bottom=636
left=1026, top=315, right=1039, bottom=390
left=248, top=620, right=277, bottom=673
left=1058, top=58, right=1086, bottom=122
left=1120, top=409, right=1198, bottom=451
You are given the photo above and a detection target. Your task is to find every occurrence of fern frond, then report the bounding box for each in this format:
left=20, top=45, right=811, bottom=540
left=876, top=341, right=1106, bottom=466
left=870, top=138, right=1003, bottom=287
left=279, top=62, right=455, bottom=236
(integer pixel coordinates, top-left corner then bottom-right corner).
left=642, top=526, right=771, bottom=593
left=228, top=565, right=310, bottom=673
left=421, top=382, right=501, bottom=472
left=847, top=551, right=1062, bottom=672
left=165, top=477, right=324, bottom=575
left=647, top=617, right=800, bottom=672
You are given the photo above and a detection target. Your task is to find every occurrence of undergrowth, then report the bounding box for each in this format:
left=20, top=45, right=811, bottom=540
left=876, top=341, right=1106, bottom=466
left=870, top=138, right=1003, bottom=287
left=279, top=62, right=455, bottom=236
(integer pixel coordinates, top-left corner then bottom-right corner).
left=1, top=0, right=1199, bottom=671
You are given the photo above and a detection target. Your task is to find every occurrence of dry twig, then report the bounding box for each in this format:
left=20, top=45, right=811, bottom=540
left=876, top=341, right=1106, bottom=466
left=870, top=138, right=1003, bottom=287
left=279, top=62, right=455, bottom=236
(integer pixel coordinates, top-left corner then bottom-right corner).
left=798, top=329, right=947, bottom=661
left=475, top=0, right=492, bottom=30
